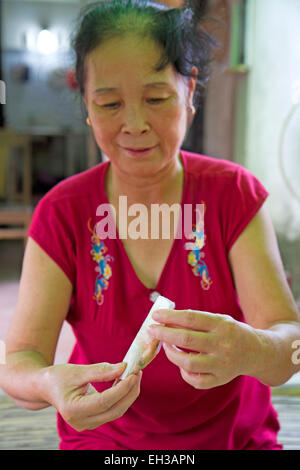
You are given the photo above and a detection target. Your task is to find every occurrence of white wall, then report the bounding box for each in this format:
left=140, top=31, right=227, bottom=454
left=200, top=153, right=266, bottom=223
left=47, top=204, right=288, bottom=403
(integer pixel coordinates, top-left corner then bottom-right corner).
left=2, top=0, right=81, bottom=51
left=244, top=0, right=300, bottom=241
left=2, top=0, right=87, bottom=131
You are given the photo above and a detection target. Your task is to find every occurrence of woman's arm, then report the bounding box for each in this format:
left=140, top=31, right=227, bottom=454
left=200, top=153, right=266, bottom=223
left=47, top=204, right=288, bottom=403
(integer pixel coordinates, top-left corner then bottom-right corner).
left=0, top=238, right=142, bottom=431
left=227, top=204, right=300, bottom=386
left=0, top=237, right=73, bottom=409
left=1, top=350, right=53, bottom=410
left=148, top=205, right=300, bottom=388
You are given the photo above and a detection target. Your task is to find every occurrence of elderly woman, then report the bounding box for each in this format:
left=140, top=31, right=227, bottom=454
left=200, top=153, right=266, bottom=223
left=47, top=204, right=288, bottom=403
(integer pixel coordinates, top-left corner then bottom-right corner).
left=1, top=0, right=300, bottom=450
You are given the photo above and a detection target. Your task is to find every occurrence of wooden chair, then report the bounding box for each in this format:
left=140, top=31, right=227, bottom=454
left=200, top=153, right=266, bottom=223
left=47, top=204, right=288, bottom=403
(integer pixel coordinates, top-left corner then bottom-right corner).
left=0, top=205, right=32, bottom=247
left=0, top=128, right=33, bottom=247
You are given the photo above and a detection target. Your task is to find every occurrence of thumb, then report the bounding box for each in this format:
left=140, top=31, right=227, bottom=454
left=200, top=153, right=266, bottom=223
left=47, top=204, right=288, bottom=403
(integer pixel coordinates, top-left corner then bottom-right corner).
left=78, top=362, right=126, bottom=385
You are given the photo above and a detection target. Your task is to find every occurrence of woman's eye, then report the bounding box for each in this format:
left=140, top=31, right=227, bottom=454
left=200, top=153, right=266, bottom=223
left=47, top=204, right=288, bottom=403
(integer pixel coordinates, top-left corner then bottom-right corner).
left=100, top=98, right=167, bottom=109
left=102, top=102, right=120, bottom=109
left=148, top=98, right=166, bottom=104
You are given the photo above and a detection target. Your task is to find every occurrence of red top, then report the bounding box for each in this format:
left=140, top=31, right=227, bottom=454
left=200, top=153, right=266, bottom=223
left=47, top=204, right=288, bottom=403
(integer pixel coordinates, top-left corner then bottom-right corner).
left=28, top=150, right=282, bottom=450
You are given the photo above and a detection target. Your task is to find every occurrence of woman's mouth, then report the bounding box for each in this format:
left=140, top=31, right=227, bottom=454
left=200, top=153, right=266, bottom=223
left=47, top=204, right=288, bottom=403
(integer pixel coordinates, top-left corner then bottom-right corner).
left=122, top=146, right=157, bottom=157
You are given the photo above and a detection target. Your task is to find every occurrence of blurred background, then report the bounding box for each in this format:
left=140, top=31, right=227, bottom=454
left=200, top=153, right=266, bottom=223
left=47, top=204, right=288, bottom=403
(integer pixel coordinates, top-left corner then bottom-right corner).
left=0, top=0, right=300, bottom=449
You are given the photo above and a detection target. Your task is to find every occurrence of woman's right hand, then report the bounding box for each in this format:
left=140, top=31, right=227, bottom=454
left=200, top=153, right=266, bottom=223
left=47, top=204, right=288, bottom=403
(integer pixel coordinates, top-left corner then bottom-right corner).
left=38, top=362, right=142, bottom=432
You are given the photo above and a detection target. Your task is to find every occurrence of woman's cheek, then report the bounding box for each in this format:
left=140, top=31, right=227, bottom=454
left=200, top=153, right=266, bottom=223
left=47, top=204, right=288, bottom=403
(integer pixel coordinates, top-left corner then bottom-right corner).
left=89, top=108, right=116, bottom=135
left=90, top=121, right=115, bottom=151
left=154, top=103, right=181, bottom=127
left=159, top=107, right=187, bottom=139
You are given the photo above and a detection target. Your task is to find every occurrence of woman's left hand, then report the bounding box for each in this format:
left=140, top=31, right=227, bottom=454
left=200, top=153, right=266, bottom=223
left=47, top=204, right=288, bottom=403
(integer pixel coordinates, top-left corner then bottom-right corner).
left=148, top=309, right=260, bottom=389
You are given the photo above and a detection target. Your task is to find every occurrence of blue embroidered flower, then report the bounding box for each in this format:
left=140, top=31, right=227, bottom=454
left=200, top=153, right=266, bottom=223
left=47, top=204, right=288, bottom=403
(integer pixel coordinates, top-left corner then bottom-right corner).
left=88, top=218, right=114, bottom=305
left=184, top=202, right=212, bottom=290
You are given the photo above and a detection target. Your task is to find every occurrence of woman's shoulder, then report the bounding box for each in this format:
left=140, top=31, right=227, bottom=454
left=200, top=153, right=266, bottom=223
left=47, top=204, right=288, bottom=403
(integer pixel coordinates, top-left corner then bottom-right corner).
left=181, top=150, right=269, bottom=215
left=39, top=161, right=109, bottom=205
left=181, top=149, right=247, bottom=179
left=180, top=150, right=268, bottom=203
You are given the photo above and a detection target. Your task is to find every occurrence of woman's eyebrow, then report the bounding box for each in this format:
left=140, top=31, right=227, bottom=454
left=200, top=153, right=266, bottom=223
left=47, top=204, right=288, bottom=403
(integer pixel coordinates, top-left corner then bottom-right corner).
left=93, top=87, right=118, bottom=95
left=143, top=82, right=171, bottom=88
left=93, top=82, right=171, bottom=95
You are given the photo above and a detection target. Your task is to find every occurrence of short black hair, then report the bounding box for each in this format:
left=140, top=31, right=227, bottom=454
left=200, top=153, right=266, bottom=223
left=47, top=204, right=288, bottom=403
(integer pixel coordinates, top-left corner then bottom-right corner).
left=71, top=0, right=218, bottom=108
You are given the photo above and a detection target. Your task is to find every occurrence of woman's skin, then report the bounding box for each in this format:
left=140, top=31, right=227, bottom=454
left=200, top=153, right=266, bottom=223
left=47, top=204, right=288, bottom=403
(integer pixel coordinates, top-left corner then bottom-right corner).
left=1, top=33, right=300, bottom=433
left=83, top=34, right=196, bottom=208
left=148, top=206, right=300, bottom=389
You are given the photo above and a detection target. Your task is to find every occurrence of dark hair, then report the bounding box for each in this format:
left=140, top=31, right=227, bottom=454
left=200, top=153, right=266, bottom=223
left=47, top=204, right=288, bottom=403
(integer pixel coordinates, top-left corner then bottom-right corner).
left=71, top=0, right=218, bottom=108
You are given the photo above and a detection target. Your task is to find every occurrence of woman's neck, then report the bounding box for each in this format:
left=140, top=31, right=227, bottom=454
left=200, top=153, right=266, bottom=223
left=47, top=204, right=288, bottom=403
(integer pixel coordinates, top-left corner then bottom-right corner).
left=105, top=152, right=184, bottom=207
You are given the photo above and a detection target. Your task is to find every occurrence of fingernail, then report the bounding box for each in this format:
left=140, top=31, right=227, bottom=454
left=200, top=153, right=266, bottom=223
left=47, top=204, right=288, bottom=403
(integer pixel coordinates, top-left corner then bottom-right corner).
left=172, top=344, right=183, bottom=352
left=164, top=343, right=181, bottom=352
left=152, top=310, right=161, bottom=319
left=136, top=371, right=143, bottom=383
left=129, top=374, right=138, bottom=386
left=147, top=324, right=157, bottom=335
left=112, top=362, right=126, bottom=369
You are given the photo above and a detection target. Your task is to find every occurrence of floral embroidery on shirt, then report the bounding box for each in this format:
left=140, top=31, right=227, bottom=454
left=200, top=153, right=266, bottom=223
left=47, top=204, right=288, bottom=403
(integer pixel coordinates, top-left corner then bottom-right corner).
left=184, top=201, right=213, bottom=290
left=88, top=218, right=114, bottom=305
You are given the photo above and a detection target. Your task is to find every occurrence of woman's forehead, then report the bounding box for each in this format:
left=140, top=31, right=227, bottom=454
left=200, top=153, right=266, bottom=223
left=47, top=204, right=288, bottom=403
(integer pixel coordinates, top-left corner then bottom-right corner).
left=85, top=34, right=176, bottom=85
left=89, top=33, right=160, bottom=56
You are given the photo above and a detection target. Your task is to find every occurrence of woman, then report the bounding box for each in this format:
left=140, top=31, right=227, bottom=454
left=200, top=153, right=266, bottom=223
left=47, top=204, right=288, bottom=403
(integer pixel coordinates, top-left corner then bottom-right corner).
left=1, top=0, right=300, bottom=450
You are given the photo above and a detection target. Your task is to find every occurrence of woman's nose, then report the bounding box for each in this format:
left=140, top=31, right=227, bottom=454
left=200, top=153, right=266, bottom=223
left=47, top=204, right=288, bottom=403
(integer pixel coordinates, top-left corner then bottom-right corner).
left=122, top=106, right=150, bottom=135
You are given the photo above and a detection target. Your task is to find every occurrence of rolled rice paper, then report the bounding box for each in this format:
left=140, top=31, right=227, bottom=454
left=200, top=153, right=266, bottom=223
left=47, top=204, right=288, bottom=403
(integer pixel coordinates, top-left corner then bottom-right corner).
left=116, top=295, right=175, bottom=382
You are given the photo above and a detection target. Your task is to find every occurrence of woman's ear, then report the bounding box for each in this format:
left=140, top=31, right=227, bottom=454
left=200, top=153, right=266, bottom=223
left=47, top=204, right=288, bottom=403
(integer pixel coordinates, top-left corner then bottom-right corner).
left=83, top=95, right=91, bottom=126
left=188, top=66, right=198, bottom=106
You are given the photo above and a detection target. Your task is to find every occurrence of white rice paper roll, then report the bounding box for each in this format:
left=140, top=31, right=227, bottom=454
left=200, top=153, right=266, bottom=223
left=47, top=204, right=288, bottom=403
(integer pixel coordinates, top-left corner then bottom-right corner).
left=116, top=295, right=175, bottom=382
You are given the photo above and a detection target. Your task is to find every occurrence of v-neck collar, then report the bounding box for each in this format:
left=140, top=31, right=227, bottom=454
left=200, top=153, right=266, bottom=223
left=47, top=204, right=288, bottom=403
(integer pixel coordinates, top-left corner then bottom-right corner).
left=101, top=150, right=188, bottom=293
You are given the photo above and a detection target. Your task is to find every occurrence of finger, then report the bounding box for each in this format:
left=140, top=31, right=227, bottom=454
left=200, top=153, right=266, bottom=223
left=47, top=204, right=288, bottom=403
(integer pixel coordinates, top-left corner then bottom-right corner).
left=163, top=342, right=213, bottom=373
left=148, top=325, right=214, bottom=353
left=152, top=309, right=220, bottom=332
left=139, top=340, right=161, bottom=369
left=72, top=371, right=139, bottom=417
left=73, top=362, right=126, bottom=386
left=85, top=383, right=98, bottom=395
left=83, top=372, right=142, bottom=430
left=180, top=367, right=215, bottom=390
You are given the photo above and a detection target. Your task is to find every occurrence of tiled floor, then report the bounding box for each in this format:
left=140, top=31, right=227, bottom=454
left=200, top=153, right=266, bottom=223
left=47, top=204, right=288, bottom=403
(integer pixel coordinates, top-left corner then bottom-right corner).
left=0, top=396, right=59, bottom=450
left=272, top=395, right=300, bottom=450
left=0, top=393, right=299, bottom=450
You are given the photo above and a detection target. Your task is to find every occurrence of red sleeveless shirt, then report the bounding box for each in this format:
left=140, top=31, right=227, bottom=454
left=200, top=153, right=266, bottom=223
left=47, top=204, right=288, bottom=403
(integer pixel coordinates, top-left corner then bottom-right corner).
left=28, top=151, right=282, bottom=450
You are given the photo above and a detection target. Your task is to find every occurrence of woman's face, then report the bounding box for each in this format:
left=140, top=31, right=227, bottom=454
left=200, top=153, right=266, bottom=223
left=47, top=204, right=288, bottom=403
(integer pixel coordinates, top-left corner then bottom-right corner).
left=84, top=34, right=196, bottom=178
